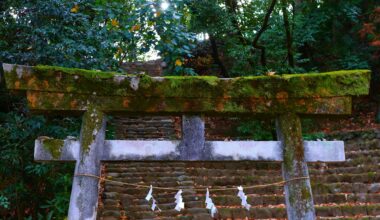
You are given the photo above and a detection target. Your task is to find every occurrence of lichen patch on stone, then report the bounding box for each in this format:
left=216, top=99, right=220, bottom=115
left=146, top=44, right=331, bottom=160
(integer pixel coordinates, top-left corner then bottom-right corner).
left=129, top=76, right=140, bottom=91
left=41, top=138, right=65, bottom=159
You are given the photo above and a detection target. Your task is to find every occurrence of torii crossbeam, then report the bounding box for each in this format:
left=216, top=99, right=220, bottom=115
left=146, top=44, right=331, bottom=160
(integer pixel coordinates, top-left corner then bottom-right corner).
left=2, top=63, right=370, bottom=220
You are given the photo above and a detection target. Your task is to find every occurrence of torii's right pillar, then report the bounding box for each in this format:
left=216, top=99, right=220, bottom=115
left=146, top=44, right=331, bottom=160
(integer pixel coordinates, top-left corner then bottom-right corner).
left=277, top=113, right=315, bottom=219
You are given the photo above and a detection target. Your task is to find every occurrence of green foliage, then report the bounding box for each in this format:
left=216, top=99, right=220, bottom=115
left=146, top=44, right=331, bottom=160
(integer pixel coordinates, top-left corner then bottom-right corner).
left=186, top=0, right=375, bottom=76
left=0, top=0, right=379, bottom=218
left=291, top=1, right=371, bottom=71
left=1, top=0, right=377, bottom=76
left=0, top=0, right=196, bottom=75
left=237, top=119, right=326, bottom=141
left=0, top=195, right=10, bottom=209
left=302, top=132, right=325, bottom=141
left=237, top=120, right=275, bottom=140
left=1, top=0, right=119, bottom=70
left=145, top=1, right=197, bottom=75
left=0, top=100, right=80, bottom=219
left=301, top=118, right=325, bottom=140
left=106, top=116, right=116, bottom=140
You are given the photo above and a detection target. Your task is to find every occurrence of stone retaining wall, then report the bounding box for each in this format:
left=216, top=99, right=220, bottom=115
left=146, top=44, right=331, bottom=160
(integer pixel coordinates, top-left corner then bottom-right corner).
left=114, top=116, right=181, bottom=140
left=120, top=60, right=163, bottom=76
left=98, top=129, right=380, bottom=219
left=114, top=116, right=246, bottom=141
left=113, top=96, right=380, bottom=141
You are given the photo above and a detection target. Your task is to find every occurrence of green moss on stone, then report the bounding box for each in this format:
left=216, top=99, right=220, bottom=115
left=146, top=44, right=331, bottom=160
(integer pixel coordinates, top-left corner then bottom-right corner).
left=160, top=75, right=221, bottom=98
left=42, top=139, right=65, bottom=159
left=164, top=75, right=220, bottom=86
left=4, top=64, right=371, bottom=100
left=139, top=74, right=153, bottom=89
left=277, top=113, right=305, bottom=171
left=33, top=65, right=120, bottom=79
left=80, top=105, right=105, bottom=154
left=287, top=182, right=313, bottom=213
left=224, top=102, right=246, bottom=113
left=301, top=185, right=312, bottom=200
left=229, top=69, right=370, bottom=98
left=311, top=182, right=331, bottom=194
left=367, top=171, right=376, bottom=181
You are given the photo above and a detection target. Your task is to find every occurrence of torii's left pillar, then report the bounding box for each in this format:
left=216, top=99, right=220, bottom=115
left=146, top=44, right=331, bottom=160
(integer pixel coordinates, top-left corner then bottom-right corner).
left=68, top=106, right=106, bottom=220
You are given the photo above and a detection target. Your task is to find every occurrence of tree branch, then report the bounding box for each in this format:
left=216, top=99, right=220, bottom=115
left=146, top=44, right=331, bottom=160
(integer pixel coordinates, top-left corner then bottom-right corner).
left=225, top=0, right=247, bottom=45
left=252, top=0, right=277, bottom=67
left=210, top=35, right=228, bottom=77
left=281, top=0, right=294, bottom=68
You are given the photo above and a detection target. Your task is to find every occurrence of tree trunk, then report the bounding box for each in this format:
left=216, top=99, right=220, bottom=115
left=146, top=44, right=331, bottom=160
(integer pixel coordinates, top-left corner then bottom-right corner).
left=376, top=102, right=380, bottom=123
left=225, top=0, right=247, bottom=45
left=281, top=0, right=294, bottom=68
left=209, top=35, right=228, bottom=77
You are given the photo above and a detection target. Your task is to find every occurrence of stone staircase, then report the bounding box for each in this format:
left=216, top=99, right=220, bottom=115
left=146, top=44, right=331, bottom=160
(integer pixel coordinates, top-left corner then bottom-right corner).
left=97, top=131, right=380, bottom=219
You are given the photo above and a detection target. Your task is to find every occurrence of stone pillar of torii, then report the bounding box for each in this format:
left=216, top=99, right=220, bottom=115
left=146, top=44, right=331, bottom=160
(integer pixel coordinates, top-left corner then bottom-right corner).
left=2, top=63, right=370, bottom=220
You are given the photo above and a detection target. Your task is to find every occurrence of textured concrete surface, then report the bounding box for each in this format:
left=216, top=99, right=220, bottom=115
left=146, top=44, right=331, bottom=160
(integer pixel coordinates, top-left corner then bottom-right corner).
left=36, top=140, right=344, bottom=162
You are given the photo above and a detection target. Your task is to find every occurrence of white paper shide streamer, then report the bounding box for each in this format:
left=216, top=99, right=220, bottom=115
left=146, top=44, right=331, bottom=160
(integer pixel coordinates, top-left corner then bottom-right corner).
left=151, top=198, right=160, bottom=211
left=145, top=185, right=153, bottom=201
left=145, top=184, right=251, bottom=213
left=237, top=186, right=251, bottom=210
left=205, top=188, right=218, bottom=217
left=145, top=185, right=161, bottom=211
left=174, top=189, right=185, bottom=211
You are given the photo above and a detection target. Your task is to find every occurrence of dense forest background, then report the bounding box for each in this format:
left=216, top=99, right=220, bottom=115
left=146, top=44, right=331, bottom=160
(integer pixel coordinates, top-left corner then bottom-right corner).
left=0, top=0, right=379, bottom=219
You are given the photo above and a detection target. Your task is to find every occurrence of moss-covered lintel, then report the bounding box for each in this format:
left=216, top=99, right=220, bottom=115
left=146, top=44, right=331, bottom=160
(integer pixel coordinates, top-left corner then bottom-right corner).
left=26, top=91, right=352, bottom=115
left=3, top=64, right=371, bottom=100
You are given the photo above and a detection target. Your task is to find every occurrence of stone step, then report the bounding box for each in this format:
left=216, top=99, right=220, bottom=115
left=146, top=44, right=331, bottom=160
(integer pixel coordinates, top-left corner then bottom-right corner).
left=344, top=139, right=379, bottom=151
left=168, top=172, right=380, bottom=187
left=309, top=165, right=380, bottom=175
left=106, top=162, right=187, bottom=168
left=110, top=174, right=284, bottom=186
left=320, top=157, right=380, bottom=168
left=99, top=202, right=380, bottom=219
left=346, top=149, right=380, bottom=158
left=99, top=138, right=380, bottom=219
left=315, top=203, right=380, bottom=217
left=106, top=171, right=187, bottom=178
left=123, top=201, right=205, bottom=212
left=186, top=165, right=380, bottom=177
left=106, top=167, right=186, bottom=173
left=106, top=160, right=379, bottom=177
left=118, top=208, right=209, bottom=219
left=109, top=176, right=193, bottom=183
left=103, top=193, right=380, bottom=209
left=104, top=182, right=380, bottom=197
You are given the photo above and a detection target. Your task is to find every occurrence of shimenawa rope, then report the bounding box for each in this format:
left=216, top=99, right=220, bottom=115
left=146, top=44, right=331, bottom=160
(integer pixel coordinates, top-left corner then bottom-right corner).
left=75, top=173, right=309, bottom=191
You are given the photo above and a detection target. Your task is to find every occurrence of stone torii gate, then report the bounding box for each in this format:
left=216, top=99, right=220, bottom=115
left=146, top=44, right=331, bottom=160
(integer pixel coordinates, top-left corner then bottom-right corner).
left=3, top=64, right=370, bottom=220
